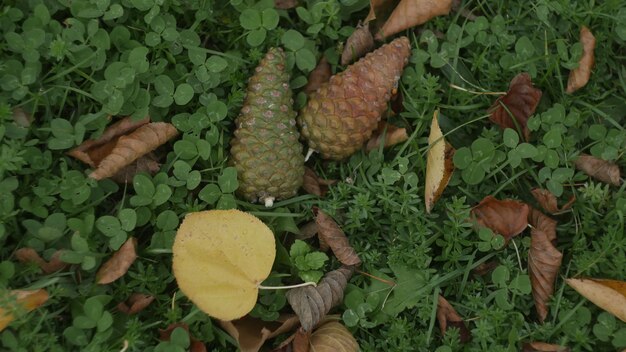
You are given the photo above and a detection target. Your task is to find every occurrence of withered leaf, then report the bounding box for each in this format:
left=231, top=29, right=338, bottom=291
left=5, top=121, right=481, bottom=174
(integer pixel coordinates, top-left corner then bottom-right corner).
left=472, top=260, right=499, bottom=277
left=523, top=342, right=570, bottom=352
left=425, top=111, right=454, bottom=213
left=15, top=248, right=67, bottom=274
left=436, top=295, right=471, bottom=343
left=309, top=321, right=358, bottom=352
left=304, top=57, right=331, bottom=95
left=314, top=209, right=361, bottom=266
left=528, top=209, right=562, bottom=323
left=566, top=26, right=596, bottom=94
left=275, top=0, right=298, bottom=9
left=574, top=154, right=621, bottom=186
left=489, top=73, right=542, bottom=141
left=531, top=188, right=575, bottom=215
left=12, top=107, right=32, bottom=128
left=0, top=289, right=49, bottom=331
left=364, top=0, right=401, bottom=30
left=365, top=122, right=409, bottom=152
left=293, top=327, right=311, bottom=352
left=110, top=153, right=160, bottom=184
left=302, top=167, right=337, bottom=197
left=117, top=293, right=155, bottom=315
left=297, top=221, right=319, bottom=240
left=566, top=278, right=626, bottom=322
left=341, top=22, right=375, bottom=65
left=218, top=314, right=300, bottom=352
left=376, top=0, right=453, bottom=40
left=159, top=322, right=207, bottom=352
left=471, top=196, right=530, bottom=242
left=96, top=237, right=138, bottom=284
left=286, top=266, right=354, bottom=331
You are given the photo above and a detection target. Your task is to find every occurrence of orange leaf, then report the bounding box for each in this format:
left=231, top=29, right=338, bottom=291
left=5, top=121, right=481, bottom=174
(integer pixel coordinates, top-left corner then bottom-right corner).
left=96, top=237, right=138, bottom=284
left=574, top=153, right=621, bottom=186
left=523, top=342, right=570, bottom=352
left=489, top=73, right=542, bottom=141
left=219, top=314, right=300, bottom=352
left=425, top=111, right=454, bottom=213
left=436, top=295, right=471, bottom=343
left=531, top=188, right=575, bottom=215
left=304, top=57, right=332, bottom=95
left=0, top=289, right=49, bottom=331
left=365, top=122, right=409, bottom=151
left=341, top=22, right=375, bottom=65
left=15, top=248, right=67, bottom=274
left=117, top=293, right=155, bottom=315
left=314, top=209, right=361, bottom=266
left=302, top=167, right=337, bottom=197
left=566, top=26, right=596, bottom=94
left=375, top=0, right=453, bottom=40
left=471, top=196, right=530, bottom=242
left=566, top=278, right=626, bottom=322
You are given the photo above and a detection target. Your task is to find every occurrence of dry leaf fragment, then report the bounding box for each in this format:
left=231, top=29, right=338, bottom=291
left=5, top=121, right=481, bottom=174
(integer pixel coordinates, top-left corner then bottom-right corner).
left=425, top=111, right=455, bottom=213
left=110, top=153, right=161, bottom=184
left=364, top=0, right=401, bottom=29
left=96, top=237, right=138, bottom=284
left=531, top=188, right=575, bottom=215
left=566, top=278, right=626, bottom=322
left=159, top=322, right=207, bottom=352
left=117, top=293, right=155, bottom=315
left=15, top=248, right=68, bottom=274
left=436, top=295, right=471, bottom=343
left=471, top=196, right=530, bottom=242
left=12, top=107, right=32, bottom=128
left=275, top=0, right=298, bottom=9
left=304, top=57, right=331, bottom=95
left=293, top=327, right=311, bottom=352
left=297, top=221, right=319, bottom=240
left=286, top=266, right=354, bottom=331
left=314, top=209, right=361, bottom=266
left=574, top=154, right=621, bottom=186
left=376, top=0, right=453, bottom=40
left=489, top=73, right=542, bottom=141
left=523, top=342, right=571, bottom=352
left=472, top=260, right=499, bottom=277
left=566, top=26, right=596, bottom=94
left=302, top=167, right=337, bottom=197
left=219, top=314, right=300, bottom=352
left=365, top=122, right=409, bottom=151
left=528, top=209, right=562, bottom=323
left=0, top=289, right=49, bottom=331
left=309, top=321, right=358, bottom=352
left=341, top=22, right=375, bottom=65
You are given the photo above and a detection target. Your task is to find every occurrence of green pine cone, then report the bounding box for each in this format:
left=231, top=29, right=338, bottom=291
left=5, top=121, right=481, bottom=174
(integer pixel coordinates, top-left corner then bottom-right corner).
left=230, top=47, right=304, bottom=205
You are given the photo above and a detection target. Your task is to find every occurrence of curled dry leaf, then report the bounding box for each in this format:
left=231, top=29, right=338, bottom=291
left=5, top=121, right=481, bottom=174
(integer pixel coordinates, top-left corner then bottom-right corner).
left=523, top=342, right=571, bottom=352
left=574, top=154, right=621, bottom=186
left=471, top=196, right=530, bottom=242
left=96, top=237, right=138, bottom=284
left=302, top=167, right=337, bottom=197
left=425, top=110, right=454, bottom=213
left=304, top=57, right=331, bottom=95
left=274, top=0, right=298, bottom=9
left=566, top=278, right=626, bottom=322
left=117, top=293, right=155, bottom=315
left=376, top=0, right=453, bottom=40
left=14, top=248, right=67, bottom=274
left=365, top=122, right=409, bottom=152
left=531, top=188, right=575, bottom=215
left=297, top=221, right=319, bottom=240
left=0, top=289, right=49, bottom=331
left=489, top=73, right=542, bottom=141
left=566, top=26, right=596, bottom=94
left=528, top=209, right=562, bottom=323
left=219, top=314, right=300, bottom=352
left=341, top=22, right=375, bottom=66
left=159, top=322, right=207, bottom=352
left=309, top=321, right=358, bottom=352
left=286, top=266, right=354, bottom=331
left=364, top=0, right=401, bottom=29
left=314, top=209, right=361, bottom=266
left=436, top=295, right=471, bottom=343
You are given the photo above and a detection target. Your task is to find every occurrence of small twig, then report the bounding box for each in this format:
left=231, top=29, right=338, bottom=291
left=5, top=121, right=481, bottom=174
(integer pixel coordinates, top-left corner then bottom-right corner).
left=449, top=83, right=507, bottom=95
left=356, top=269, right=396, bottom=287
left=258, top=281, right=317, bottom=290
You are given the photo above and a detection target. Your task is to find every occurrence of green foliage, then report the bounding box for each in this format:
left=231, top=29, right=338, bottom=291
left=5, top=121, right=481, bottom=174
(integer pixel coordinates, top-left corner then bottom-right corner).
left=289, top=239, right=329, bottom=283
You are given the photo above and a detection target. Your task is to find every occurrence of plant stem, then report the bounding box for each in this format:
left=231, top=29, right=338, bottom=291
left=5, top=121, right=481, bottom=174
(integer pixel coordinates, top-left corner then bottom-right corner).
left=258, top=282, right=317, bottom=290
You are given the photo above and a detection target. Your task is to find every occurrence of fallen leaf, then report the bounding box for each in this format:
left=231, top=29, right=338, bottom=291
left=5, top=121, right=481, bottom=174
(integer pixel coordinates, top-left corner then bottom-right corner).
left=172, top=210, right=276, bottom=321
left=574, top=154, right=621, bottom=186
left=159, top=322, right=207, bottom=352
left=314, top=209, right=361, bottom=266
left=117, top=293, right=155, bottom=315
left=471, top=196, right=530, bottom=242
left=531, top=188, right=575, bottom=215
left=436, top=295, right=471, bottom=343
left=566, top=278, right=626, bottom=322
left=110, top=153, right=161, bottom=184
left=275, top=0, right=298, bottom=9
left=489, top=73, right=542, bottom=141
left=15, top=248, right=68, bottom=274
left=523, top=342, right=570, bottom=352
left=425, top=110, right=455, bottom=213
left=341, top=22, right=375, bottom=65
left=96, top=237, right=138, bottom=284
left=309, top=320, right=358, bottom=352
left=375, top=0, right=453, bottom=40
left=293, top=327, right=311, bottom=352
left=364, top=0, right=401, bottom=29
left=0, top=289, right=49, bottom=331
left=12, top=107, right=32, bottom=128
left=304, top=57, right=331, bottom=95
left=302, top=167, right=337, bottom=197
left=528, top=209, right=562, bottom=323
left=286, top=266, right=354, bottom=331
left=218, top=314, right=300, bottom=352
left=472, top=260, right=499, bottom=276
left=297, top=221, right=319, bottom=240
left=365, top=122, right=409, bottom=152
left=566, top=26, right=596, bottom=94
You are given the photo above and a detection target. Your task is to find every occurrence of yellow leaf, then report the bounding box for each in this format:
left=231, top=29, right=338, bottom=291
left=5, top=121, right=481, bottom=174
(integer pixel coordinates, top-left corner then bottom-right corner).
left=172, top=210, right=276, bottom=321
left=0, top=289, right=49, bottom=331
left=425, top=110, right=454, bottom=213
left=566, top=278, right=626, bottom=322
left=309, top=321, right=359, bottom=352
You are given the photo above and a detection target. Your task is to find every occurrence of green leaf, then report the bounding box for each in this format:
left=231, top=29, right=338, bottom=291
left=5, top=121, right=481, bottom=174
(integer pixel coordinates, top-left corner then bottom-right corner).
left=240, top=9, right=262, bottom=30
left=118, top=209, right=137, bottom=232
left=133, top=174, right=155, bottom=197
left=247, top=28, right=266, bottom=47
left=153, top=184, right=172, bottom=206
left=303, top=252, right=328, bottom=270
left=295, top=49, right=316, bottom=71
left=543, top=128, right=562, bottom=149
left=281, top=30, right=305, bottom=51
left=156, top=210, right=179, bottom=231
left=218, top=167, right=239, bottom=193
left=261, top=9, right=279, bottom=30
left=174, top=83, right=194, bottom=105
left=216, top=194, right=237, bottom=210
left=290, top=240, right=310, bottom=258
left=453, top=147, right=472, bottom=169
left=503, top=128, right=519, bottom=148
left=198, top=184, right=221, bottom=204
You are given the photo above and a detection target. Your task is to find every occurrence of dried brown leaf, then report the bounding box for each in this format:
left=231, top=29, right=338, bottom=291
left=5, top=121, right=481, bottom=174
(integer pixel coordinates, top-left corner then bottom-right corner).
left=304, top=57, right=331, bottom=95
left=471, top=196, right=530, bottom=242
left=309, top=321, right=358, bottom=352
left=15, top=248, right=67, bottom=274
left=341, top=23, right=375, bottom=65
left=0, top=289, right=49, bottom=331
left=574, top=154, right=621, bottom=186
left=531, top=188, right=575, bottom=215
left=293, top=327, right=311, bottom=352
left=286, top=266, right=354, bottom=331
left=96, top=237, right=138, bottom=284
left=436, top=295, right=471, bottom=343
left=528, top=209, right=562, bottom=323
left=425, top=111, right=454, bottom=213
left=314, top=209, right=361, bottom=266
left=275, top=0, right=298, bottom=9
left=523, top=342, right=571, bottom=352
left=375, top=0, right=453, bottom=40
left=159, top=323, right=207, bottom=352
left=365, top=122, right=409, bottom=152
left=489, top=73, right=542, bottom=141
left=218, top=314, right=300, bottom=352
left=364, top=0, right=400, bottom=29
left=297, top=221, right=319, bottom=240
left=12, top=107, right=32, bottom=128
left=566, top=278, right=626, bottom=323
left=302, top=167, right=337, bottom=197
left=117, top=293, right=155, bottom=315
left=566, top=26, right=596, bottom=94
left=472, top=260, right=499, bottom=277
left=110, top=153, right=161, bottom=184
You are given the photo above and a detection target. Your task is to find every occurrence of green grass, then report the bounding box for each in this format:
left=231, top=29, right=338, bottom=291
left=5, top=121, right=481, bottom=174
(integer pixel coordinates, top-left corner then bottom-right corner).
left=1, top=0, right=626, bottom=351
